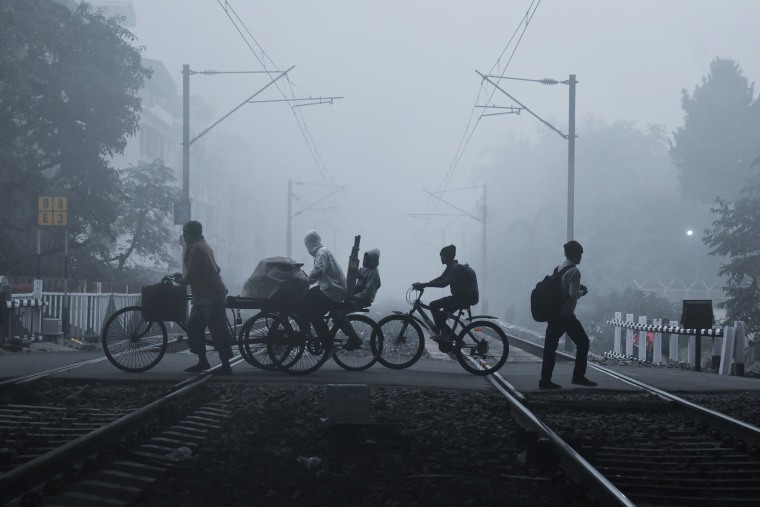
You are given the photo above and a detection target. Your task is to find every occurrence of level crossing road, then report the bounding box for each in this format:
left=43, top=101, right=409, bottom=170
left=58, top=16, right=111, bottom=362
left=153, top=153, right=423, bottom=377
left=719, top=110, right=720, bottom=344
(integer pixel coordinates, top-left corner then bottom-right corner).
left=2, top=345, right=758, bottom=395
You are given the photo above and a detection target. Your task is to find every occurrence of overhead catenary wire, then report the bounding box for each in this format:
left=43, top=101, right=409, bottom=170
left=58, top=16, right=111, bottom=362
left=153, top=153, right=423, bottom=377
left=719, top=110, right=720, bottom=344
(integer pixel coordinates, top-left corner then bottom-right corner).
left=437, top=0, right=543, bottom=194
left=215, top=0, right=333, bottom=184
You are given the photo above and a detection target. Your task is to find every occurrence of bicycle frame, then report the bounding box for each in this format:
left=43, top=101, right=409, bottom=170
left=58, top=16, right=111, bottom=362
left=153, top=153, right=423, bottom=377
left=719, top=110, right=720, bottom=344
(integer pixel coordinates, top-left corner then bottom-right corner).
left=392, top=288, right=470, bottom=337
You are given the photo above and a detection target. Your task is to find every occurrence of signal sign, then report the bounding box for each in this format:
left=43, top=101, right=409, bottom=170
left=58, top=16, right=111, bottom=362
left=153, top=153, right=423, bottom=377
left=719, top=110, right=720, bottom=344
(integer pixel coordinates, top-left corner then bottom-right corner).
left=38, top=196, right=68, bottom=226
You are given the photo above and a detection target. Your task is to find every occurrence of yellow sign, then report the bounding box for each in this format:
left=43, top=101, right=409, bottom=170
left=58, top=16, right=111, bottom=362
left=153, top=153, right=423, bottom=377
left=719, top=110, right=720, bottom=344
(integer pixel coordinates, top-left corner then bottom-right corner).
left=38, top=196, right=68, bottom=226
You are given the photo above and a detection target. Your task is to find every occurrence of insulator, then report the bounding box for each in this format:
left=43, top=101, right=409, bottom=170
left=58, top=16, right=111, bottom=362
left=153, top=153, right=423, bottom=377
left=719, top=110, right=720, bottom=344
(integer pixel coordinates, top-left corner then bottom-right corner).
left=539, top=78, right=559, bottom=85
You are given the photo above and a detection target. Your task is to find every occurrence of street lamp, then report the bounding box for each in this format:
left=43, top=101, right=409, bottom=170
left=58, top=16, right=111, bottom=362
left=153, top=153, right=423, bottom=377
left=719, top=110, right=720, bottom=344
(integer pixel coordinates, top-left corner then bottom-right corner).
left=476, top=72, right=577, bottom=242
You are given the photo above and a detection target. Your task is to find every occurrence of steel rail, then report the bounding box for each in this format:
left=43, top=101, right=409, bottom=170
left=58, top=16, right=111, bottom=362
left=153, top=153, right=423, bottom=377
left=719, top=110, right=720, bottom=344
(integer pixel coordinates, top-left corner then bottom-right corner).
left=0, top=355, right=110, bottom=387
left=0, top=375, right=209, bottom=504
left=499, top=323, right=760, bottom=447
left=485, top=370, right=635, bottom=507
left=588, top=362, right=760, bottom=449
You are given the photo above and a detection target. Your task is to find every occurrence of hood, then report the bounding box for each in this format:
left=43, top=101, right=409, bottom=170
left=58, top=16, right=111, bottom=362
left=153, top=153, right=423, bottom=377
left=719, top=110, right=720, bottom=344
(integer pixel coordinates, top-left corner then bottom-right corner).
left=304, top=230, right=324, bottom=256
left=363, top=248, right=380, bottom=269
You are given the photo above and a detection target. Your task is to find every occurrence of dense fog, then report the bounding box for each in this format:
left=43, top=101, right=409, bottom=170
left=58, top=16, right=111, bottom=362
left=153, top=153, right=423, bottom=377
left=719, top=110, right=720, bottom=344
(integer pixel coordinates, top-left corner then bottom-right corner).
left=104, top=1, right=760, bottom=326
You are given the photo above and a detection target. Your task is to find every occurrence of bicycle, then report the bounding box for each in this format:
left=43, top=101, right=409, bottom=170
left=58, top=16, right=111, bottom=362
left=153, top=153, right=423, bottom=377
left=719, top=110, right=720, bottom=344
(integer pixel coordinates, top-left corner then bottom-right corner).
left=265, top=304, right=384, bottom=375
left=101, top=276, right=268, bottom=372
left=376, top=287, right=509, bottom=375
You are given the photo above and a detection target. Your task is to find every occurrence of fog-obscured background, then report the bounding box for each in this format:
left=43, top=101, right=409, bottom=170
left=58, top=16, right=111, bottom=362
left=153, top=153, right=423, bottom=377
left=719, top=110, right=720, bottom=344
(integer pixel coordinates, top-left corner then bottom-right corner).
left=102, top=1, right=760, bottom=328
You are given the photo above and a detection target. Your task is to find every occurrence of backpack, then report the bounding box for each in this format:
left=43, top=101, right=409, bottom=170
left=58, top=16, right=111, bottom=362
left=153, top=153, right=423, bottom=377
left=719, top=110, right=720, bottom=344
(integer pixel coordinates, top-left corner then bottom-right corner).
left=458, top=263, right=479, bottom=306
left=530, top=264, right=574, bottom=322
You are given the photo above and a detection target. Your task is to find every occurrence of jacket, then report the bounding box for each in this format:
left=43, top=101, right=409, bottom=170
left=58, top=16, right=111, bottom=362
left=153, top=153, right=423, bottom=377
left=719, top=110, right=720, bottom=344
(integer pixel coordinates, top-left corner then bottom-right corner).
left=556, top=259, right=582, bottom=316
left=181, top=238, right=227, bottom=301
left=353, top=248, right=381, bottom=307
left=428, top=260, right=475, bottom=304
left=304, top=230, right=347, bottom=302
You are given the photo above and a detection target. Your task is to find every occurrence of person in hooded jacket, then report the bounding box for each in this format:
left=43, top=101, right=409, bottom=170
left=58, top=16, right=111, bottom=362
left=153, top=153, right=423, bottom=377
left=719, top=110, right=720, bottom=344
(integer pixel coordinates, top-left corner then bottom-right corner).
left=352, top=248, right=381, bottom=309
left=333, top=248, right=382, bottom=350
left=174, top=220, right=233, bottom=374
left=413, top=244, right=476, bottom=348
left=303, top=230, right=348, bottom=350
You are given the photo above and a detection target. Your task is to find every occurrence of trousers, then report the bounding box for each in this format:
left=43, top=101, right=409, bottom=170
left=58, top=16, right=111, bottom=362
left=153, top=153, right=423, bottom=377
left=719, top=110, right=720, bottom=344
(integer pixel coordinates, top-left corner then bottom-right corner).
left=540, top=314, right=590, bottom=382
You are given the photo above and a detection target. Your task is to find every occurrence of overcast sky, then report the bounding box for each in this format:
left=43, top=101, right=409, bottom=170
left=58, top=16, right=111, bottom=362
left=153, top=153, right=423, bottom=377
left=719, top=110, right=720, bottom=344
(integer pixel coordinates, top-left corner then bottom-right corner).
left=124, top=0, right=760, bottom=296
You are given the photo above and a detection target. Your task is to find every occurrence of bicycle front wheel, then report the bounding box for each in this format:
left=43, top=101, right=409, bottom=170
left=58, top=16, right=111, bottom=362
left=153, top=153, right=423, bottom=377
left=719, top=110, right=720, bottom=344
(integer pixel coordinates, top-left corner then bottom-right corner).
left=267, top=312, right=330, bottom=375
left=101, top=306, right=168, bottom=373
left=456, top=320, right=509, bottom=375
left=376, top=315, right=424, bottom=369
left=238, top=312, right=278, bottom=370
left=331, top=314, right=384, bottom=371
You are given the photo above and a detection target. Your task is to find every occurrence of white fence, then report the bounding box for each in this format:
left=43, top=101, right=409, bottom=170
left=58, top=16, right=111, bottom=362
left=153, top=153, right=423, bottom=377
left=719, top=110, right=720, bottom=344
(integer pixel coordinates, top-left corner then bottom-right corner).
left=3, top=291, right=140, bottom=341
left=607, top=311, right=747, bottom=376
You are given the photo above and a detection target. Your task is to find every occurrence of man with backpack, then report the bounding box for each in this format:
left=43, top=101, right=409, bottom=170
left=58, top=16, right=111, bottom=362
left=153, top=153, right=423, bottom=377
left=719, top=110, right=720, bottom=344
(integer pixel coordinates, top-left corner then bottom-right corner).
left=413, top=244, right=479, bottom=349
left=539, top=240, right=597, bottom=389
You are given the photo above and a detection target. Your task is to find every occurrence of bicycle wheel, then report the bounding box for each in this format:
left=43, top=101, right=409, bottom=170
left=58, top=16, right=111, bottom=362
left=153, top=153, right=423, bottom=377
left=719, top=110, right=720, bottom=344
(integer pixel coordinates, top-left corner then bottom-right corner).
left=455, top=320, right=509, bottom=375
left=101, top=306, right=168, bottom=373
left=238, top=312, right=278, bottom=370
left=376, top=315, right=424, bottom=369
left=267, top=312, right=330, bottom=375
left=331, top=314, right=384, bottom=371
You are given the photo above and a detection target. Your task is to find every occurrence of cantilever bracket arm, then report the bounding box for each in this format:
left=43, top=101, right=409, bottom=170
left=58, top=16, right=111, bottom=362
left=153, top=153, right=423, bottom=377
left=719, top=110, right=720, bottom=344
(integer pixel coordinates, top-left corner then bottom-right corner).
left=189, top=65, right=295, bottom=147
left=476, top=70, right=568, bottom=140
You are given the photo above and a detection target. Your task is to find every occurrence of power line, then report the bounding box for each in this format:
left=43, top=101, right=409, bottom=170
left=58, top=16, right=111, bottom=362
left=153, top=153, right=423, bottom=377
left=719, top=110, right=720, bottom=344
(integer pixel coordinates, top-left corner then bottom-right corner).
left=215, top=0, right=333, bottom=183
left=438, top=0, right=543, bottom=194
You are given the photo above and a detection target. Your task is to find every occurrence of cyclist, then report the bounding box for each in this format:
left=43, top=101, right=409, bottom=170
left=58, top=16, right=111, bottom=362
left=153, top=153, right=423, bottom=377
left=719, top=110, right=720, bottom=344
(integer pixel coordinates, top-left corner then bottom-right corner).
left=412, top=244, right=478, bottom=350
left=303, top=230, right=358, bottom=352
left=174, top=220, right=233, bottom=374
left=333, top=248, right=381, bottom=350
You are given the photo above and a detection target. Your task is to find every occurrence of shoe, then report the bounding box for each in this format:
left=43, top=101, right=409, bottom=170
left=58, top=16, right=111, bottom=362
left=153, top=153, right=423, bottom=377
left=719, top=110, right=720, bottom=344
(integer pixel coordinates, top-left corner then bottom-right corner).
left=184, top=361, right=210, bottom=373
left=571, top=376, right=598, bottom=387
left=213, top=363, right=233, bottom=375
left=539, top=380, right=562, bottom=390
left=343, top=337, right=363, bottom=351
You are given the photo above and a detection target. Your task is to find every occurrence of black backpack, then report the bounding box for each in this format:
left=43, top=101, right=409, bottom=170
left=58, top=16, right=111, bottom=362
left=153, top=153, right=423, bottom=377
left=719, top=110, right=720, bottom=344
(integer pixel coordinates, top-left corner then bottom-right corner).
left=458, top=263, right=479, bottom=306
left=530, top=264, right=574, bottom=322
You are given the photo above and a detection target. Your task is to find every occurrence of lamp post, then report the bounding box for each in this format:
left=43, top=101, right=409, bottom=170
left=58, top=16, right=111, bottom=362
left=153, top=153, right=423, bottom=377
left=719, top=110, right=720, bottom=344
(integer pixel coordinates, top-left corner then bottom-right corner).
left=476, top=72, right=577, bottom=241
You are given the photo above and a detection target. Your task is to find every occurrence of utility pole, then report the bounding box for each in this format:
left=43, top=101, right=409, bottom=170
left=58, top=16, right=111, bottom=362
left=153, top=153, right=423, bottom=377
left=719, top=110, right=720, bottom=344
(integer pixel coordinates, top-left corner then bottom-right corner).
left=179, top=65, right=296, bottom=223
left=476, top=71, right=578, bottom=241
left=567, top=75, right=576, bottom=242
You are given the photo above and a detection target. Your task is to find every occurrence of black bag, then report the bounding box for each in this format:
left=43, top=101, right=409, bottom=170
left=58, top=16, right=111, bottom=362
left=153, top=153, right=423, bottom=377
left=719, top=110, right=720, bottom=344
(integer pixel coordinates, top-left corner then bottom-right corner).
left=459, top=263, right=479, bottom=306
left=530, top=264, right=574, bottom=322
left=141, top=282, right=187, bottom=323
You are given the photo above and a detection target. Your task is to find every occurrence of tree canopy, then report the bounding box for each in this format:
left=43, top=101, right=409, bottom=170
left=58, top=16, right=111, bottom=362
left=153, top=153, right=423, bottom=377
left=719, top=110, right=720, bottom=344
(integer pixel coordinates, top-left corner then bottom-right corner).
left=0, top=0, right=151, bottom=279
left=670, top=58, right=760, bottom=204
left=704, top=168, right=760, bottom=336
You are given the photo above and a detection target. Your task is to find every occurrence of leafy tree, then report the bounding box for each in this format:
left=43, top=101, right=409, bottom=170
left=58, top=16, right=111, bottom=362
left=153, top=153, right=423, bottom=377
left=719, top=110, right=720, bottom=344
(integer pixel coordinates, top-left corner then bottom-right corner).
left=107, top=160, right=180, bottom=273
left=670, top=58, right=760, bottom=204
left=704, top=168, right=760, bottom=338
left=0, top=0, right=151, bottom=278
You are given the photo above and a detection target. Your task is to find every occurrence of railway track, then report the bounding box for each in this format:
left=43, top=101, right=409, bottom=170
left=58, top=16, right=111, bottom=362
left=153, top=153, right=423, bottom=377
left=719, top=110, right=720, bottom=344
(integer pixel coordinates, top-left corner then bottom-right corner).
left=0, top=370, right=232, bottom=506
left=486, top=325, right=760, bottom=506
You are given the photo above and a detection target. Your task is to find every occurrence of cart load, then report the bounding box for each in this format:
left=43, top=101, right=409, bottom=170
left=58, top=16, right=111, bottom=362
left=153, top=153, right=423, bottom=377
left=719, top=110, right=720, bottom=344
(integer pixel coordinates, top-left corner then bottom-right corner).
left=241, top=257, right=309, bottom=305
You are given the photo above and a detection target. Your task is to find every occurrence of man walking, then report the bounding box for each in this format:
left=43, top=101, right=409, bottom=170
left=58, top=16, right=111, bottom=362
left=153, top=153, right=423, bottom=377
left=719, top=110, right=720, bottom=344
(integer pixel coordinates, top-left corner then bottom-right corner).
left=539, top=240, right=597, bottom=389
left=175, top=220, right=233, bottom=374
